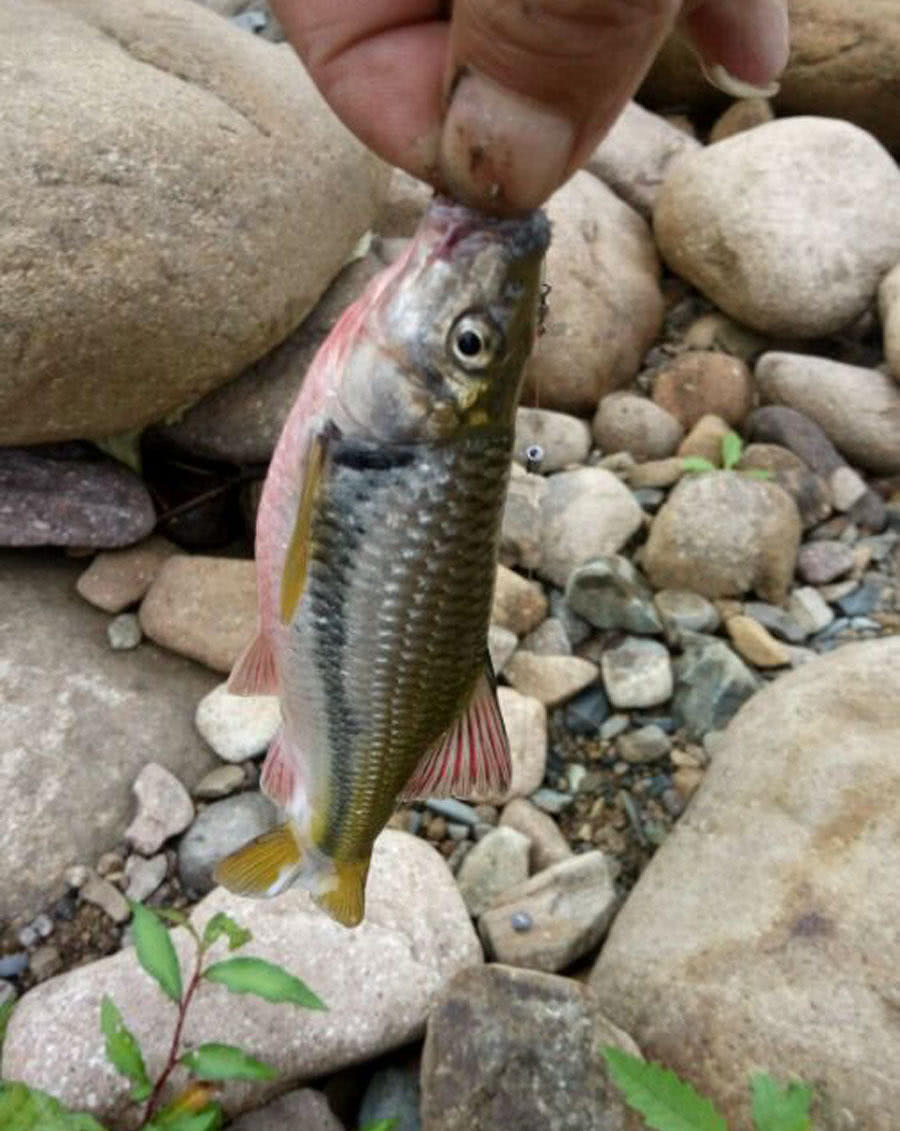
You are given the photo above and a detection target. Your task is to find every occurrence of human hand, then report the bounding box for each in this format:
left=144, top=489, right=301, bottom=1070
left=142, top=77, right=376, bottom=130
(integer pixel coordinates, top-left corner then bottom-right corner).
left=273, top=0, right=789, bottom=213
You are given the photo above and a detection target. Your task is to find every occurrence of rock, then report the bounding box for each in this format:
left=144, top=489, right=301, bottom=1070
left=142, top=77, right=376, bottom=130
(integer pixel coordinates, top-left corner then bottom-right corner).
left=738, top=443, right=806, bottom=475
left=375, top=166, right=433, bottom=237
left=503, top=653, right=598, bottom=709
left=500, top=465, right=547, bottom=570
left=455, top=827, right=531, bottom=918
left=192, top=764, right=246, bottom=800
left=829, top=466, right=868, bottom=512
left=769, top=467, right=833, bottom=530
left=497, top=689, right=548, bottom=801
left=491, top=565, right=547, bottom=635
left=76, top=536, right=177, bottom=613
left=0, top=448, right=155, bottom=548
left=617, top=725, right=672, bottom=763
left=626, top=457, right=685, bottom=490
left=513, top=408, right=591, bottom=473
left=725, top=615, right=790, bottom=668
left=229, top=1088, right=344, bottom=1131
left=123, top=854, right=168, bottom=903
left=194, top=682, right=280, bottom=762
left=654, top=118, right=900, bottom=337
left=788, top=587, right=835, bottom=635
left=487, top=625, right=518, bottom=674
left=587, top=100, right=701, bottom=219
left=519, top=617, right=571, bottom=657
left=522, top=172, right=664, bottom=414
left=601, top=638, right=673, bottom=709
left=420, top=965, right=640, bottom=1131
left=0, top=0, right=386, bottom=446
left=499, top=798, right=573, bottom=872
left=0, top=553, right=216, bottom=919
left=80, top=872, right=131, bottom=923
left=797, top=541, right=856, bottom=585
left=644, top=472, right=802, bottom=603
left=140, top=555, right=257, bottom=673
left=539, top=468, right=644, bottom=588
left=676, top=413, right=731, bottom=465
left=879, top=261, right=900, bottom=383
left=178, top=792, right=277, bottom=894
left=28, top=945, right=62, bottom=983
left=549, top=588, right=593, bottom=647
left=682, top=311, right=769, bottom=360
left=2, top=832, right=481, bottom=1125
left=708, top=97, right=774, bottom=143
left=106, top=613, right=143, bottom=651
left=358, top=1065, right=421, bottom=1131
left=652, top=352, right=754, bottom=430
left=672, top=633, right=761, bottom=740
left=745, top=405, right=842, bottom=476
left=565, top=555, right=662, bottom=635
left=479, top=853, right=618, bottom=972
left=0, top=955, right=27, bottom=980
left=743, top=602, right=809, bottom=644
left=592, top=392, right=684, bottom=461
left=654, top=590, right=720, bottom=635
left=836, top=576, right=892, bottom=617
left=564, top=686, right=612, bottom=736
left=125, top=763, right=194, bottom=855
left=591, top=639, right=900, bottom=1131
left=755, top=352, right=900, bottom=474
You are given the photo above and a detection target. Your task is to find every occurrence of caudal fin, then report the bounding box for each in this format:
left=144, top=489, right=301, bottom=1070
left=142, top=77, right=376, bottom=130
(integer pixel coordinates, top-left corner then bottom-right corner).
left=213, top=822, right=302, bottom=898
left=314, top=857, right=371, bottom=928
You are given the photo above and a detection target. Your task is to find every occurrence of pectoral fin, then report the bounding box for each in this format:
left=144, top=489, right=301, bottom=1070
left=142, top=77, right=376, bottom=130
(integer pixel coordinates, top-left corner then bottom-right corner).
left=227, top=631, right=278, bottom=696
left=280, top=425, right=332, bottom=625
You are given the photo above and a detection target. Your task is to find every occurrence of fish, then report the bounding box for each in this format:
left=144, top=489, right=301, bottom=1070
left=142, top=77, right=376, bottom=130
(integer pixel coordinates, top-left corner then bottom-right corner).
left=214, top=196, right=551, bottom=927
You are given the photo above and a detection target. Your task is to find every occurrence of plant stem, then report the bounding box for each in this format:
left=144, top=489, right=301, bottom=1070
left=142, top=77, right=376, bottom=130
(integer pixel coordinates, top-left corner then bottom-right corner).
left=142, top=943, right=206, bottom=1125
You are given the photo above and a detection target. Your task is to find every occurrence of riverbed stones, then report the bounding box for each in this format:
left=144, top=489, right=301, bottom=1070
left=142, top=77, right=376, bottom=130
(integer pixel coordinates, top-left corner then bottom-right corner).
left=498, top=688, right=548, bottom=800
left=0, top=0, right=386, bottom=446
left=672, top=633, right=761, bottom=740
left=592, top=392, right=684, bottom=461
left=125, top=763, right=194, bottom=855
left=76, top=537, right=178, bottom=613
left=455, top=827, right=531, bottom=918
left=491, top=565, right=548, bottom=635
left=513, top=407, right=591, bottom=472
left=591, top=638, right=900, bottom=1131
left=2, top=832, right=481, bottom=1125
left=523, top=171, right=664, bottom=414
left=797, top=540, right=856, bottom=585
left=652, top=352, right=754, bottom=429
left=654, top=118, right=900, bottom=337
left=566, top=555, right=662, bottom=635
left=601, top=638, right=673, bottom=709
left=503, top=653, right=599, bottom=708
left=499, top=798, right=573, bottom=871
left=755, top=352, right=900, bottom=474
left=194, top=682, right=280, bottom=762
left=644, top=472, right=801, bottom=603
left=724, top=615, right=790, bottom=668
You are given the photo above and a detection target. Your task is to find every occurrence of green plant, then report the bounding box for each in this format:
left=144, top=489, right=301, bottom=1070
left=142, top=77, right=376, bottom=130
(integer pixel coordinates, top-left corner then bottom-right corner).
left=603, top=1047, right=813, bottom=1131
left=0, top=901, right=326, bottom=1131
left=681, top=431, right=773, bottom=479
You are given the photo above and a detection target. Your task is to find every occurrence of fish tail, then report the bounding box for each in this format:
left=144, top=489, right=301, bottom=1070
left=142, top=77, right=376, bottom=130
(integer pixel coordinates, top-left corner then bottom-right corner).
left=313, top=856, right=371, bottom=928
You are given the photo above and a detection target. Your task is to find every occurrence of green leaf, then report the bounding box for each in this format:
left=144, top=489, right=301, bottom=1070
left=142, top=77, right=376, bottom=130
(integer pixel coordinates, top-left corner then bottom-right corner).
left=721, top=430, right=743, bottom=470
left=202, top=912, right=252, bottom=952
left=744, top=468, right=775, bottom=480
left=203, top=957, right=325, bottom=1010
left=681, top=457, right=717, bottom=474
left=180, top=1043, right=278, bottom=1082
left=750, top=1073, right=812, bottom=1131
left=99, top=997, right=151, bottom=1102
left=0, top=996, right=16, bottom=1051
left=359, top=1120, right=400, bottom=1131
left=602, top=1047, right=728, bottom=1131
left=148, top=1104, right=223, bottom=1131
left=130, top=901, right=183, bottom=1004
left=0, top=1081, right=108, bottom=1131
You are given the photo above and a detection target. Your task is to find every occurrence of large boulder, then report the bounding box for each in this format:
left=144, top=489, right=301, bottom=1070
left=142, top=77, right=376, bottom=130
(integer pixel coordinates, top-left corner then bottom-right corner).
left=591, top=638, right=900, bottom=1131
left=0, top=0, right=386, bottom=445
left=0, top=553, right=217, bottom=919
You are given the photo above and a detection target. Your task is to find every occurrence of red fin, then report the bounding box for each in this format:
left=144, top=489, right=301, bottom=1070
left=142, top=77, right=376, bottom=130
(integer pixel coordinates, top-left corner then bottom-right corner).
left=260, top=731, right=298, bottom=808
left=399, top=663, right=511, bottom=803
left=227, top=632, right=278, bottom=696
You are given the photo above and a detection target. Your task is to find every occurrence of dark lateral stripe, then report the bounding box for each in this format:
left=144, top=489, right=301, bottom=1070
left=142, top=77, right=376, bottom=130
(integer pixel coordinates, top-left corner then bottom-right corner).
left=331, top=439, right=417, bottom=472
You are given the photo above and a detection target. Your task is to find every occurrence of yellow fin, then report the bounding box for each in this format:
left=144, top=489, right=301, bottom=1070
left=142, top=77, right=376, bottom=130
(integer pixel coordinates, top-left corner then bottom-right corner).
left=314, top=857, right=371, bottom=928
left=213, top=823, right=302, bottom=898
left=280, top=427, right=331, bottom=625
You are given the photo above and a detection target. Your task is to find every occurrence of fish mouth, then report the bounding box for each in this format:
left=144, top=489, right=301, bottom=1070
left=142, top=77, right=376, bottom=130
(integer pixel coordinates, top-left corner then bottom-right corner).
left=427, top=194, right=551, bottom=263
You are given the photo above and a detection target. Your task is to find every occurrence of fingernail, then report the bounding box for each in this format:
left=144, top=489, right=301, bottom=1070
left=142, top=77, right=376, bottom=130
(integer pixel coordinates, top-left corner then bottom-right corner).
left=698, top=0, right=789, bottom=99
left=439, top=70, right=574, bottom=212
left=700, top=61, right=780, bottom=99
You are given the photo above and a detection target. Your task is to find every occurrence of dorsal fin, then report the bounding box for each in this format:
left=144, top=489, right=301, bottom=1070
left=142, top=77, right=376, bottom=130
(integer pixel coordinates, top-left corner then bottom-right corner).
left=280, top=425, right=332, bottom=625
left=398, top=658, right=511, bottom=803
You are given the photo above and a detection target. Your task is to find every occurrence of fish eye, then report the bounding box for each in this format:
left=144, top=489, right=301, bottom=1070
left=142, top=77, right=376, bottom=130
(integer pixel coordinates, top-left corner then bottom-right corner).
left=448, top=313, right=503, bottom=372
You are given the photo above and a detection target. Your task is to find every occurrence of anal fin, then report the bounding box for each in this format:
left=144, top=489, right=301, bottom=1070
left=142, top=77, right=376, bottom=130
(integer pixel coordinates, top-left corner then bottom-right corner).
left=398, top=658, right=512, bottom=803
left=214, top=823, right=301, bottom=898
left=227, top=632, right=278, bottom=696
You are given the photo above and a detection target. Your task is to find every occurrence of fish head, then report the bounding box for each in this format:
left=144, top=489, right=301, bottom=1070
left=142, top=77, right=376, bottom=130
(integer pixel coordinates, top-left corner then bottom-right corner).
left=338, top=197, right=551, bottom=443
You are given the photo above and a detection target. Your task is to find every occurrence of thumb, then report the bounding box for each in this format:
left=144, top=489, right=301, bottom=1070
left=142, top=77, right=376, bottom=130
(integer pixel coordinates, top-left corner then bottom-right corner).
left=439, top=0, right=680, bottom=212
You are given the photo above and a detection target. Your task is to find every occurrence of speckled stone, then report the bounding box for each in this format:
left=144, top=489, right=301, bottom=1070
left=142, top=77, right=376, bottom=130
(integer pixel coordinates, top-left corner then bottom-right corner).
left=601, top=638, right=673, bottom=709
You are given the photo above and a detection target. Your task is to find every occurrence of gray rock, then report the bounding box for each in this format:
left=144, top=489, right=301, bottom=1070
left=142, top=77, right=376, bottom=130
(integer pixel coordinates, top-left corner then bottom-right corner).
left=513, top=408, right=592, bottom=473
left=194, top=682, right=280, bottom=762
left=424, top=799, right=480, bottom=827
left=107, top=613, right=142, bottom=650
left=3, top=833, right=481, bottom=1125
left=0, top=954, right=27, bottom=979
left=617, top=725, right=672, bottom=763
left=455, top=828, right=531, bottom=918
left=421, top=965, right=640, bottom=1131
left=0, top=0, right=386, bottom=447
left=564, top=685, right=611, bottom=736
left=519, top=617, right=572, bottom=656
left=654, top=590, right=720, bottom=634
left=797, top=540, right=856, bottom=584
left=788, top=587, right=835, bottom=635
left=672, top=634, right=761, bottom=741
left=0, top=553, right=216, bottom=920
left=125, top=763, right=194, bottom=855
left=499, top=798, right=573, bottom=872
left=178, top=792, right=277, bottom=894
left=601, top=638, right=673, bottom=709
left=80, top=872, right=130, bottom=924
left=123, top=854, right=168, bottom=903
left=0, top=448, right=154, bottom=548
left=229, top=1089, right=344, bottom=1131
left=549, top=588, right=592, bottom=647
left=479, top=852, right=618, bottom=972
left=592, top=391, right=684, bottom=462
left=591, top=638, right=900, bottom=1131
left=28, top=945, right=62, bottom=982
left=836, top=576, right=891, bottom=617
left=529, top=789, right=575, bottom=816
left=192, top=764, right=246, bottom=800
left=743, top=601, right=810, bottom=644
left=358, top=1066, right=421, bottom=1131
left=745, top=404, right=842, bottom=476
left=566, top=555, right=662, bottom=635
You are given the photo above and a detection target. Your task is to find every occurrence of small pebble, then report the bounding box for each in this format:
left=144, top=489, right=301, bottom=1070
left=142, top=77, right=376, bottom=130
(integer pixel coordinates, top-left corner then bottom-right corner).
left=600, top=714, right=630, bottom=740
left=473, top=804, right=499, bottom=825
left=601, top=637, right=673, bottom=709
left=427, top=816, right=448, bottom=841
left=566, top=764, right=587, bottom=793
left=529, top=788, right=575, bottom=815
left=618, top=724, right=672, bottom=763
left=124, top=854, right=168, bottom=903
left=125, top=762, right=194, bottom=855
left=472, top=822, right=494, bottom=841
left=107, top=613, right=142, bottom=650
left=64, top=865, right=90, bottom=890
left=195, top=682, right=281, bottom=763
left=193, top=764, right=245, bottom=800
left=96, top=850, right=124, bottom=877
left=424, top=798, right=480, bottom=826
left=796, top=540, right=856, bottom=584
left=789, top=587, right=835, bottom=635
left=836, top=577, right=888, bottom=617
left=0, top=953, right=28, bottom=978
left=32, top=914, right=53, bottom=939
left=510, top=911, right=533, bottom=932
left=81, top=872, right=131, bottom=923
left=16, top=926, right=38, bottom=949
left=29, top=945, right=62, bottom=982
